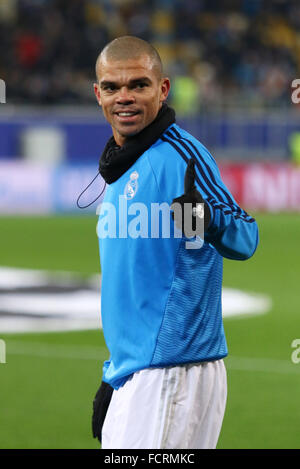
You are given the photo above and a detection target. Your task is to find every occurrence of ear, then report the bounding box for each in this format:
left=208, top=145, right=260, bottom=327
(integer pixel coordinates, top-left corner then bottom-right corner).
left=94, top=83, right=102, bottom=106
left=159, top=77, right=171, bottom=104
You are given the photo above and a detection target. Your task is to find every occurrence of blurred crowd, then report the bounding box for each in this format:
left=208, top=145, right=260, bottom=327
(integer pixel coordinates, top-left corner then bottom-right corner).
left=0, top=0, right=299, bottom=113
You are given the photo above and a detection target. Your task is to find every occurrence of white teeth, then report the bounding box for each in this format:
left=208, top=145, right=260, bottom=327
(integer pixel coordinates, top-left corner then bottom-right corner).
left=118, top=112, right=135, bottom=116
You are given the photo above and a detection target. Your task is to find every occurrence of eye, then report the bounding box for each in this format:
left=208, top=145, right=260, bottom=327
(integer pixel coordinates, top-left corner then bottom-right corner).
left=135, top=82, right=148, bottom=89
left=102, top=84, right=116, bottom=92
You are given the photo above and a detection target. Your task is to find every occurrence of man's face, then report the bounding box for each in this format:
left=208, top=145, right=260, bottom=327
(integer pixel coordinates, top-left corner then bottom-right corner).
left=94, top=54, right=170, bottom=146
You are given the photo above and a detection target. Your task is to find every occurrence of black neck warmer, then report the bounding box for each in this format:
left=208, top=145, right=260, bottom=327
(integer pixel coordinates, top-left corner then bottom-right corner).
left=99, top=103, right=176, bottom=184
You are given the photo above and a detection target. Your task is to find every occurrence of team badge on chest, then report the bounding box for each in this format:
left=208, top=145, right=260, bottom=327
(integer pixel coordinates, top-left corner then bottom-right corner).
left=124, top=171, right=139, bottom=200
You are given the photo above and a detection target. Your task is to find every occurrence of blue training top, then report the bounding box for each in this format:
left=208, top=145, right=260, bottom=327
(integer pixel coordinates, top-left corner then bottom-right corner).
left=97, top=123, right=259, bottom=389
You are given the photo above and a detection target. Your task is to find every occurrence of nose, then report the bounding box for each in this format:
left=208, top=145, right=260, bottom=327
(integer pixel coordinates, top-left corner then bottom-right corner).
left=116, top=86, right=135, bottom=105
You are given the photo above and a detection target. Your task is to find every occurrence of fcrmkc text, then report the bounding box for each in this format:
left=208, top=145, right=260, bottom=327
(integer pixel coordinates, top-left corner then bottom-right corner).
left=103, top=452, right=195, bottom=465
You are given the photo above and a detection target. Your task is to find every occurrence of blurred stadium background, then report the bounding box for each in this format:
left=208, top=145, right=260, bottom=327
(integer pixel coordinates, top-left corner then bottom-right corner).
left=0, top=0, right=300, bottom=449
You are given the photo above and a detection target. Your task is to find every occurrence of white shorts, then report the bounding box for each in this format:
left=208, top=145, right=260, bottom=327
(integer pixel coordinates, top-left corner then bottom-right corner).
left=102, top=360, right=227, bottom=449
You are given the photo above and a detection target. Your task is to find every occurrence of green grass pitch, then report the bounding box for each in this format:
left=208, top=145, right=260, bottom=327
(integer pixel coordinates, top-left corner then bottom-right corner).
left=0, top=213, right=299, bottom=449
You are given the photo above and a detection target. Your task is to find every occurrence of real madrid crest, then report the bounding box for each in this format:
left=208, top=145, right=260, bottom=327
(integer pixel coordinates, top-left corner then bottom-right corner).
left=124, top=171, right=139, bottom=200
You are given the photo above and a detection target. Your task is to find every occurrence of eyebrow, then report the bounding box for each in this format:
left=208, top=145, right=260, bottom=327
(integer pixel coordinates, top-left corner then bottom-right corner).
left=100, top=77, right=152, bottom=88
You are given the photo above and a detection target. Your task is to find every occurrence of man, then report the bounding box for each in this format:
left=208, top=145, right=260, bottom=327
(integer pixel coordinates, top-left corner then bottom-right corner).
left=92, top=36, right=259, bottom=449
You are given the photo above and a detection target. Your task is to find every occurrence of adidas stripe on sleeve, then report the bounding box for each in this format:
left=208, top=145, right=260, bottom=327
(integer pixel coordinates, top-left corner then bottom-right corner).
left=162, top=125, right=259, bottom=260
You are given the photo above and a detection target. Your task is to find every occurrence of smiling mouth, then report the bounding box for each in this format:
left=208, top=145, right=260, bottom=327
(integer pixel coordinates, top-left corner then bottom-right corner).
left=116, top=111, right=139, bottom=117
left=114, top=111, right=141, bottom=124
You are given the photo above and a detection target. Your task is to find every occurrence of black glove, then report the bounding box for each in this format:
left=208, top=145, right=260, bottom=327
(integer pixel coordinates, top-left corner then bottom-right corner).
left=92, top=380, right=114, bottom=444
left=171, top=159, right=211, bottom=236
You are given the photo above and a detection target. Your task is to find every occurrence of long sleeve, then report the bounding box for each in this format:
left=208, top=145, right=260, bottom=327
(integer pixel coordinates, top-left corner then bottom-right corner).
left=162, top=125, right=259, bottom=261
left=204, top=198, right=259, bottom=260
left=197, top=156, right=259, bottom=261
